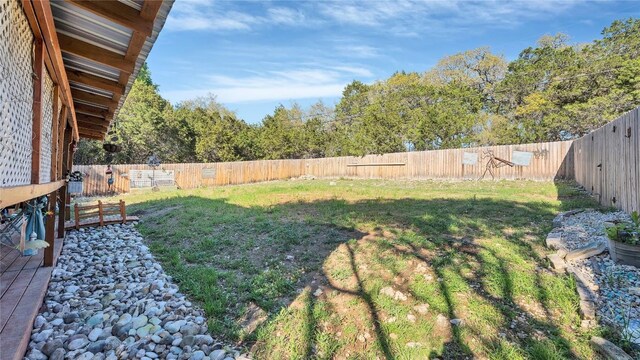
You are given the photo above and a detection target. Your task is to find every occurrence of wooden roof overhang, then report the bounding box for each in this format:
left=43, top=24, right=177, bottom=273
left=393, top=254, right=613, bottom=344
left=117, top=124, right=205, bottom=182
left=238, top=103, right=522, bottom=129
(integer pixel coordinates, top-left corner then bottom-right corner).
left=25, top=0, right=173, bottom=141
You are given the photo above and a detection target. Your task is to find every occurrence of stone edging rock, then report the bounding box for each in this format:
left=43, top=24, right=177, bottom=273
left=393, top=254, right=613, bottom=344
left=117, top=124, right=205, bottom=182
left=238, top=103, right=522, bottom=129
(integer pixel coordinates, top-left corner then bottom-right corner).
left=25, top=224, right=249, bottom=360
left=545, top=209, right=638, bottom=358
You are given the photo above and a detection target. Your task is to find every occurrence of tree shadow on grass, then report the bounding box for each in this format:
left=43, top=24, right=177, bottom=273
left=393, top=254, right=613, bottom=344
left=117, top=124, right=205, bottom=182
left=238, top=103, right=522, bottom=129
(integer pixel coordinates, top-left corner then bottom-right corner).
left=130, top=186, right=598, bottom=359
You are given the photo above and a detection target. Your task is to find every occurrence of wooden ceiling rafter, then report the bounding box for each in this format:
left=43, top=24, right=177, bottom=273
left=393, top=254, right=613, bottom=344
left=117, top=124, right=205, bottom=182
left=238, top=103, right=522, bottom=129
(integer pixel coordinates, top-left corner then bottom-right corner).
left=52, top=0, right=165, bottom=140
left=78, top=128, right=105, bottom=140
left=109, top=0, right=163, bottom=129
left=65, top=0, right=155, bottom=36
left=74, top=102, right=110, bottom=118
left=71, top=88, right=113, bottom=108
left=77, top=121, right=108, bottom=132
left=58, top=33, right=134, bottom=73
left=66, top=70, right=125, bottom=94
left=76, top=113, right=110, bottom=124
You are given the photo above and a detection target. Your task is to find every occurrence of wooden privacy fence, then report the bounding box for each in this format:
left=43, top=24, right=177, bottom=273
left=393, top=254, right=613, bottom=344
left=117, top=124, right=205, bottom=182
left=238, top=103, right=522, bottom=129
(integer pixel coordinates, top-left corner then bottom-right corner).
left=71, top=107, right=640, bottom=215
left=74, top=140, right=574, bottom=196
left=573, top=107, right=639, bottom=214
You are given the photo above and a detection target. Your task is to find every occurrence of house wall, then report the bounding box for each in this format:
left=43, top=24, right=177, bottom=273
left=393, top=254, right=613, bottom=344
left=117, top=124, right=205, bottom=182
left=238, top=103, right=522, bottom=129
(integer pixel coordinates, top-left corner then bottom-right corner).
left=0, top=0, right=56, bottom=188
left=40, top=69, right=54, bottom=184
left=0, top=0, right=35, bottom=187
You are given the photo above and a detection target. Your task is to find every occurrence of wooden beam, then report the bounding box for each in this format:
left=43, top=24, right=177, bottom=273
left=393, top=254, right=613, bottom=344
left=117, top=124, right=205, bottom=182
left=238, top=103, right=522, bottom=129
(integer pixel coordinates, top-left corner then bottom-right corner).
left=108, top=93, right=122, bottom=113
left=79, top=134, right=104, bottom=141
left=26, top=0, right=80, bottom=141
left=65, top=0, right=154, bottom=36
left=78, top=129, right=105, bottom=140
left=77, top=121, right=109, bottom=132
left=78, top=126, right=105, bottom=135
left=74, top=102, right=110, bottom=118
left=44, top=190, right=56, bottom=266
left=57, top=183, right=67, bottom=239
left=112, top=0, right=163, bottom=106
left=31, top=38, right=44, bottom=185
left=71, top=88, right=113, bottom=107
left=76, top=113, right=109, bottom=125
left=58, top=33, right=133, bottom=73
left=56, top=107, right=68, bottom=180
left=50, top=86, right=60, bottom=181
left=0, top=180, right=65, bottom=208
left=66, top=70, right=124, bottom=94
left=65, top=129, right=73, bottom=221
left=140, top=0, right=163, bottom=22
left=78, top=128, right=106, bottom=139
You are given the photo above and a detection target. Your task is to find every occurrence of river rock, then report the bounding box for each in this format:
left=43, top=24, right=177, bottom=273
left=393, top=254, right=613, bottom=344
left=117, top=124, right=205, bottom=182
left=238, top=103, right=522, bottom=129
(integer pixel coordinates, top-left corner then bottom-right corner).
left=24, top=225, right=243, bottom=360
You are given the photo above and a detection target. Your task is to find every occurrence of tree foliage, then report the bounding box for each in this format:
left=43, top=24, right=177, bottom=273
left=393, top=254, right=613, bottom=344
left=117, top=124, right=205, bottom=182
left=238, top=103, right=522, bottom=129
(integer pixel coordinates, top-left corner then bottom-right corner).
left=74, top=18, right=640, bottom=165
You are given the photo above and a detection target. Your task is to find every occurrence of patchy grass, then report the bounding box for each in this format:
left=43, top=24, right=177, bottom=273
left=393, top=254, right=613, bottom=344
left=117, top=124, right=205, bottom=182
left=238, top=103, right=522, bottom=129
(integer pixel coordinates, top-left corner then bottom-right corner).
left=109, top=179, right=607, bottom=359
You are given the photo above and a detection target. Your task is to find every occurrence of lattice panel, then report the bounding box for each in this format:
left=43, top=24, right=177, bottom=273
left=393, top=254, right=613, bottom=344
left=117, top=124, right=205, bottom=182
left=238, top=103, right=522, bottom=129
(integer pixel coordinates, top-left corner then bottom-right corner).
left=40, top=69, right=54, bottom=183
left=0, top=0, right=34, bottom=187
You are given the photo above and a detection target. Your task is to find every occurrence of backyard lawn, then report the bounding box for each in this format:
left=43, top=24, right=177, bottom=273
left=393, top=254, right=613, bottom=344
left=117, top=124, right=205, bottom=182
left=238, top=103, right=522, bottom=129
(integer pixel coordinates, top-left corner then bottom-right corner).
left=112, top=179, right=605, bottom=359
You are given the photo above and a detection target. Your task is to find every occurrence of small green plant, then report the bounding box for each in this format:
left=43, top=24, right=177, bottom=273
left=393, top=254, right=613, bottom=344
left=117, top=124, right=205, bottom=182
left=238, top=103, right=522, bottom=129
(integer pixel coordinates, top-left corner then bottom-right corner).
left=602, top=268, right=628, bottom=288
left=605, top=211, right=639, bottom=245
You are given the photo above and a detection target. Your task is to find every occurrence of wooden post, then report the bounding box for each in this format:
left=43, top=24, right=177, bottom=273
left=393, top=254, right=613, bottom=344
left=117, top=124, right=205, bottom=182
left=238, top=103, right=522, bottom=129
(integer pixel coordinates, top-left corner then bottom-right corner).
left=74, top=203, right=80, bottom=230
left=56, top=106, right=68, bottom=179
left=57, top=185, right=67, bottom=238
left=44, top=191, right=56, bottom=266
left=31, top=38, right=44, bottom=184
left=58, top=126, right=70, bottom=238
left=65, top=132, right=73, bottom=221
left=50, top=86, right=59, bottom=180
left=98, top=200, right=104, bottom=226
left=120, top=200, right=126, bottom=224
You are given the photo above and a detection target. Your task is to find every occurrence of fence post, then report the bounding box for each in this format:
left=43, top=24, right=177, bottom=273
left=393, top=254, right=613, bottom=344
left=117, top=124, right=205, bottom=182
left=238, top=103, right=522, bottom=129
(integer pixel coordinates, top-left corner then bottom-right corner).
left=120, top=200, right=126, bottom=224
left=57, top=185, right=67, bottom=238
left=98, top=200, right=104, bottom=226
left=74, top=204, right=80, bottom=230
left=44, top=191, right=56, bottom=266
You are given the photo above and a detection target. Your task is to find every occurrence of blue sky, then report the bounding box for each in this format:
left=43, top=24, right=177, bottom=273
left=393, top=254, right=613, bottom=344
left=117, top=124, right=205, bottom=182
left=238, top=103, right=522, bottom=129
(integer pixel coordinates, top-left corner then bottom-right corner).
left=146, top=0, right=639, bottom=124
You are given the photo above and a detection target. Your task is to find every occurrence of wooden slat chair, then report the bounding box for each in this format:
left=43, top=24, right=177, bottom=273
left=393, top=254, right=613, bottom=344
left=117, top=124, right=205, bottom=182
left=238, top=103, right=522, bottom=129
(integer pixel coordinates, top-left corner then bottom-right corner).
left=0, top=206, right=24, bottom=247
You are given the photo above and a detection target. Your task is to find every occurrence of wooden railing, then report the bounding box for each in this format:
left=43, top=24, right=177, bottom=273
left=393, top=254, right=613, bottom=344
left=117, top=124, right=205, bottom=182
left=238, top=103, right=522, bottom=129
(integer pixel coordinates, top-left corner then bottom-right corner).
left=70, top=200, right=136, bottom=230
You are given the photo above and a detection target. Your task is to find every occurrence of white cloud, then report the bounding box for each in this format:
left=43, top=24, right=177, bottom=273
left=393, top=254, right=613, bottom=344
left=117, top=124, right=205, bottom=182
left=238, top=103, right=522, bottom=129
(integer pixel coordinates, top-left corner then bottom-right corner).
left=165, top=0, right=586, bottom=34
left=162, top=67, right=373, bottom=103
left=335, top=44, right=380, bottom=58
left=267, top=7, right=306, bottom=25
left=318, top=0, right=583, bottom=32
left=165, top=2, right=259, bottom=31
left=165, top=1, right=307, bottom=32
left=329, top=66, right=373, bottom=77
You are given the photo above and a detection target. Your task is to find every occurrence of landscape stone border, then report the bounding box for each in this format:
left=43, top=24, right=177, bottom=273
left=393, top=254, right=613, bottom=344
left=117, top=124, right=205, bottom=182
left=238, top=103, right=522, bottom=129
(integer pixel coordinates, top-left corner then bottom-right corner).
left=25, top=224, right=249, bottom=360
left=546, top=209, right=637, bottom=358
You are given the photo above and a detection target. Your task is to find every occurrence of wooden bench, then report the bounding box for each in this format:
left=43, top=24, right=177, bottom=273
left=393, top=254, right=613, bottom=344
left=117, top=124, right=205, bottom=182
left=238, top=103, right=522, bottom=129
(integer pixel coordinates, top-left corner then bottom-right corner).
left=65, top=200, right=139, bottom=230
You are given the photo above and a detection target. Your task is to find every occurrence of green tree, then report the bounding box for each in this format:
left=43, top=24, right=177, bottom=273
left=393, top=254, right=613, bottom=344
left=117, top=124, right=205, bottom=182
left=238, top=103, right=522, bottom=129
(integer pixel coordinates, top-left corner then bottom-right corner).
left=178, top=95, right=253, bottom=162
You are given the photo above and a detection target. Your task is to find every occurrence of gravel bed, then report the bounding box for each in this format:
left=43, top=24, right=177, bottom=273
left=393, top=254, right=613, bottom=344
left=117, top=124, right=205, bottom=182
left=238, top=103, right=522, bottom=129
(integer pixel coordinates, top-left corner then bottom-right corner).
left=556, top=210, right=640, bottom=345
left=25, top=224, right=246, bottom=360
